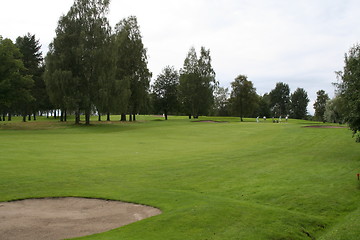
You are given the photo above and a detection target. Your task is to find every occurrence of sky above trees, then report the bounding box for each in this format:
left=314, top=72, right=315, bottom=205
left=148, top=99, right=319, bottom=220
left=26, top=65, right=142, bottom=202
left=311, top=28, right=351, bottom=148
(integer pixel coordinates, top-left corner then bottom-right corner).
left=2, top=0, right=360, bottom=113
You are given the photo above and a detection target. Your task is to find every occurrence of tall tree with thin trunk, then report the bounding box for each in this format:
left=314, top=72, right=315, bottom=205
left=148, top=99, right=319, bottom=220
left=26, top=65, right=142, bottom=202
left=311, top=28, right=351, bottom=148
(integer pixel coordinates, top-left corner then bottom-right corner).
left=114, top=16, right=151, bottom=121
left=313, top=90, right=329, bottom=122
left=152, top=66, right=179, bottom=120
left=230, top=75, right=258, bottom=121
left=179, top=47, right=217, bottom=118
left=290, top=88, right=309, bottom=119
left=16, top=33, right=46, bottom=120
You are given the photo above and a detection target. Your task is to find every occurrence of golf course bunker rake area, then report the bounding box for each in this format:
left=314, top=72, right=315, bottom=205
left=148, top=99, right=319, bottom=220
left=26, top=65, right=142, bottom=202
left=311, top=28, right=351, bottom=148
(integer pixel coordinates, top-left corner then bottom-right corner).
left=0, top=197, right=161, bottom=240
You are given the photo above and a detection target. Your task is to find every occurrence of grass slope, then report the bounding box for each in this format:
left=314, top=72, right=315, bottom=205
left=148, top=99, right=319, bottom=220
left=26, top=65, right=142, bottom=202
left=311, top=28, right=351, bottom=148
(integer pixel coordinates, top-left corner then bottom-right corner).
left=1, top=116, right=360, bottom=239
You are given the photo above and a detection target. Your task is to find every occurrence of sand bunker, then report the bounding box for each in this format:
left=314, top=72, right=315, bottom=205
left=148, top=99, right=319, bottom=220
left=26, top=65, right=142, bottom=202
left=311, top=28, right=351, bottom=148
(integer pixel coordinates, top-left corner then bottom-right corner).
left=0, top=197, right=161, bottom=240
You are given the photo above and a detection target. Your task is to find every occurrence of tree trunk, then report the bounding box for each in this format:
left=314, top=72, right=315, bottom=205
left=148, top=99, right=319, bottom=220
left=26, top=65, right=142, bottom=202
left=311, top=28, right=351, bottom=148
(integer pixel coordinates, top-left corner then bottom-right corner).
left=75, top=111, right=80, bottom=125
left=107, top=112, right=110, bottom=121
left=33, top=112, right=37, bottom=121
left=54, top=110, right=57, bottom=119
left=85, top=110, right=90, bottom=125
left=164, top=109, right=168, bottom=120
left=121, top=114, right=126, bottom=121
left=2, top=113, right=5, bottom=121
left=28, top=114, right=31, bottom=121
left=22, top=115, right=27, bottom=122
left=188, top=114, right=191, bottom=119
left=129, top=114, right=133, bottom=122
left=133, top=114, right=136, bottom=121
left=60, top=111, right=64, bottom=122
left=98, top=114, right=102, bottom=122
left=8, top=113, right=11, bottom=121
left=240, top=116, right=243, bottom=122
left=64, top=110, right=67, bottom=122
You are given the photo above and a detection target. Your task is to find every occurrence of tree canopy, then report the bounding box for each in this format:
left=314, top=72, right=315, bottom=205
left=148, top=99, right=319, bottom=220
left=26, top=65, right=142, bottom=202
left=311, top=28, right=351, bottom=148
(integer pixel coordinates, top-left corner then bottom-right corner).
left=114, top=16, right=151, bottom=121
left=0, top=37, right=34, bottom=121
left=16, top=33, right=48, bottom=119
left=335, top=43, right=360, bottom=141
left=290, top=88, right=309, bottom=119
left=269, top=82, right=290, bottom=117
left=152, top=66, right=179, bottom=120
left=45, top=0, right=112, bottom=124
left=230, top=75, right=258, bottom=121
left=179, top=47, right=217, bottom=118
left=313, top=90, right=329, bottom=122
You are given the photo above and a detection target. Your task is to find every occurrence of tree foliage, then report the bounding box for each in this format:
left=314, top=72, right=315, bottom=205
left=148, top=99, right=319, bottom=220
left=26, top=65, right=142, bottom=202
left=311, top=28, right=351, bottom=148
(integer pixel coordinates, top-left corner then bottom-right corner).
left=230, top=75, right=258, bottom=121
left=179, top=47, right=217, bottom=118
left=313, top=90, right=330, bottom=122
left=335, top=43, right=360, bottom=140
left=212, top=86, right=230, bottom=116
left=290, top=88, right=309, bottom=119
left=16, top=33, right=48, bottom=119
left=152, top=66, right=179, bottom=120
left=45, top=0, right=112, bottom=124
left=0, top=37, right=34, bottom=120
left=269, top=82, right=290, bottom=117
left=324, top=96, right=346, bottom=124
left=255, top=93, right=271, bottom=118
left=114, top=16, right=151, bottom=121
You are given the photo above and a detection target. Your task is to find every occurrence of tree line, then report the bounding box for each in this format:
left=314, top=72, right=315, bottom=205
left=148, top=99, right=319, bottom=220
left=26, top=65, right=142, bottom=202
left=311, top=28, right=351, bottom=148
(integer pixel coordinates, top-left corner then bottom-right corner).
left=1, top=0, right=359, bottom=138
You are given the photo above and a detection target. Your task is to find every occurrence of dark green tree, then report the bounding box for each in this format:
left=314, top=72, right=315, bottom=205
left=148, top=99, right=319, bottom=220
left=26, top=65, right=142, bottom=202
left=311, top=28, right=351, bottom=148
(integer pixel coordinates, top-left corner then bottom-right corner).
left=114, top=16, right=151, bottom=121
left=313, top=90, right=330, bottom=122
left=269, top=82, right=290, bottom=117
left=16, top=33, right=47, bottom=120
left=255, top=93, right=271, bottom=118
left=179, top=47, right=217, bottom=118
left=45, top=0, right=112, bottom=124
left=290, top=88, right=309, bottom=119
left=324, top=96, right=346, bottom=124
left=335, top=44, right=360, bottom=141
left=230, top=75, right=258, bottom=121
left=0, top=37, right=34, bottom=121
left=212, top=86, right=230, bottom=116
left=152, top=66, right=179, bottom=120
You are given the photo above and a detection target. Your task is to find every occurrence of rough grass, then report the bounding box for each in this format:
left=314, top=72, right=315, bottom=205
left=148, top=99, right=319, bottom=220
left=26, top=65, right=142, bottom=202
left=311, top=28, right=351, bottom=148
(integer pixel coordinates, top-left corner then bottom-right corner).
left=0, top=116, right=359, bottom=239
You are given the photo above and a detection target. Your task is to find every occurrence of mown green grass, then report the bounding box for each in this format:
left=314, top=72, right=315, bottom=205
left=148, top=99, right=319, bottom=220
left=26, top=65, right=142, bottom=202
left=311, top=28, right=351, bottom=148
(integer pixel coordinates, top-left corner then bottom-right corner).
left=0, top=116, right=359, bottom=239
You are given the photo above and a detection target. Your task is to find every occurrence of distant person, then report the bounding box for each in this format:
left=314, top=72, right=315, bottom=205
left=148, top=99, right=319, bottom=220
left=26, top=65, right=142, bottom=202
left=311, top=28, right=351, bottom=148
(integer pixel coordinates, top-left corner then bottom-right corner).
left=263, top=116, right=266, bottom=121
left=256, top=116, right=259, bottom=123
left=285, top=116, right=288, bottom=122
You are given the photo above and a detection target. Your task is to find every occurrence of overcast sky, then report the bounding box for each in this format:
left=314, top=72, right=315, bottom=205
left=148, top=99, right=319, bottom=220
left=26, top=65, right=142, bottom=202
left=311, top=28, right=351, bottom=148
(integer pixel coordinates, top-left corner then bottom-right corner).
left=1, top=0, right=360, bottom=113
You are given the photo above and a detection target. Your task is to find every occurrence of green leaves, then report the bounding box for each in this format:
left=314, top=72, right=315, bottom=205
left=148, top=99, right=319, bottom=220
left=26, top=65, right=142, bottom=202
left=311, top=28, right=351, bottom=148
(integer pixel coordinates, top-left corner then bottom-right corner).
left=230, top=75, right=258, bottom=121
left=179, top=47, right=217, bottom=117
left=269, top=82, right=290, bottom=117
left=0, top=37, right=34, bottom=115
left=152, top=66, right=179, bottom=118
left=290, top=88, right=309, bottom=119
left=336, top=44, right=360, bottom=136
